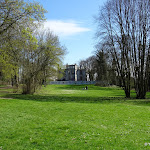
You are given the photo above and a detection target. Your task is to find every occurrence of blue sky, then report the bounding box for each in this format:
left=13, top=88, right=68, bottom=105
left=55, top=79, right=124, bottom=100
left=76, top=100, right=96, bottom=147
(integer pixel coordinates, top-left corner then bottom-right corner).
left=34, top=0, right=107, bottom=65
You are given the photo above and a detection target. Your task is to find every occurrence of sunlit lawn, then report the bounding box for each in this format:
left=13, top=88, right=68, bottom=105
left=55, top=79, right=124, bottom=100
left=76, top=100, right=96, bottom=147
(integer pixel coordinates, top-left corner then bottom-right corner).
left=0, top=84, right=150, bottom=150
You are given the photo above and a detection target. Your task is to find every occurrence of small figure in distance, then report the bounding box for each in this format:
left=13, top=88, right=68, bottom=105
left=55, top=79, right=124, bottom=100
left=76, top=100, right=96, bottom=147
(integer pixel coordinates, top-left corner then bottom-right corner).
left=85, top=86, right=88, bottom=90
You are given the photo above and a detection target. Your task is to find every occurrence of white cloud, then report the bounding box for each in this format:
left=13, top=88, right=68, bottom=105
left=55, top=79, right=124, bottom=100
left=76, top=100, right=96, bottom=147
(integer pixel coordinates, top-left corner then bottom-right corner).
left=42, top=20, right=91, bottom=37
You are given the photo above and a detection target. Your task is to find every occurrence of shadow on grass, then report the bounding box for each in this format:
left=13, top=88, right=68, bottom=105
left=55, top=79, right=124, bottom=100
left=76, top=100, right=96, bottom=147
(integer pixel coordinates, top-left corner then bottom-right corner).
left=50, top=84, right=122, bottom=91
left=0, top=84, right=149, bottom=106
left=3, top=93, right=150, bottom=106
left=4, top=93, right=122, bottom=102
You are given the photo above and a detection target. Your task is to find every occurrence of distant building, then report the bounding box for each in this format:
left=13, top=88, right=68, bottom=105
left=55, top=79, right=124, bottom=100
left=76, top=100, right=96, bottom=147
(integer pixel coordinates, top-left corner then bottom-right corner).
left=77, top=68, right=86, bottom=81
left=64, top=64, right=87, bottom=81
left=65, top=64, right=78, bottom=81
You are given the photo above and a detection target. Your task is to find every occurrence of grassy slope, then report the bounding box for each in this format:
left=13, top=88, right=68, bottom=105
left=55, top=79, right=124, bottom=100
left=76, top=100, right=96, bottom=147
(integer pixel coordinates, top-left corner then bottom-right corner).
left=0, top=85, right=150, bottom=150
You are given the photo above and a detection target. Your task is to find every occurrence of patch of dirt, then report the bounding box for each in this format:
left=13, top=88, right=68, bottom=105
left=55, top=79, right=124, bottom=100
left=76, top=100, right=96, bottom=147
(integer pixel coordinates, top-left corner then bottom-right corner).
left=0, top=97, right=13, bottom=99
left=0, top=90, right=12, bottom=93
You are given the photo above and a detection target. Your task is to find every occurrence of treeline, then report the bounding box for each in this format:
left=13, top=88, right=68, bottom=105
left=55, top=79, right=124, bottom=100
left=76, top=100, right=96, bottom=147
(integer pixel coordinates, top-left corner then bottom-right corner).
left=81, top=0, right=150, bottom=99
left=79, top=50, right=118, bottom=86
left=0, top=0, right=65, bottom=94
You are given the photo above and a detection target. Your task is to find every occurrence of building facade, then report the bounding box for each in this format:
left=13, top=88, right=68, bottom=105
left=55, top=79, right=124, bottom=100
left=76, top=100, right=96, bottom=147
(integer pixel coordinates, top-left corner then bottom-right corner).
left=65, top=64, right=86, bottom=81
left=65, top=64, right=78, bottom=81
left=77, top=69, right=86, bottom=81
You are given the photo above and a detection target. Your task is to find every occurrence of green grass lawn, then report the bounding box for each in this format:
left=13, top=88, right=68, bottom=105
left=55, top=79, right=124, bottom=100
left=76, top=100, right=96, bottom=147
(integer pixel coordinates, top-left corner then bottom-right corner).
left=0, top=85, right=150, bottom=150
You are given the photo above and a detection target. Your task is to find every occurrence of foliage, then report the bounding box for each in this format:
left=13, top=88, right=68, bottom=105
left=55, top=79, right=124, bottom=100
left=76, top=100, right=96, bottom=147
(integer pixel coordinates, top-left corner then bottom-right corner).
left=0, top=0, right=65, bottom=94
left=0, top=0, right=46, bottom=36
left=79, top=49, right=116, bottom=85
left=0, top=0, right=46, bottom=82
left=21, top=30, right=66, bottom=94
left=0, top=49, right=17, bottom=80
left=95, top=49, right=108, bottom=81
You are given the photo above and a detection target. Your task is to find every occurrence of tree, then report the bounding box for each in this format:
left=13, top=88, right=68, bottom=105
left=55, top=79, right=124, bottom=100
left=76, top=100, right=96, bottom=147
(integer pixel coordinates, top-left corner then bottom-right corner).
left=95, top=48, right=108, bottom=82
left=0, top=0, right=46, bottom=37
left=132, top=0, right=150, bottom=99
left=93, top=46, right=116, bottom=86
left=21, top=29, right=66, bottom=94
left=79, top=56, right=96, bottom=81
left=79, top=49, right=115, bottom=85
left=0, top=0, right=46, bottom=88
left=0, top=0, right=66, bottom=94
left=96, top=0, right=150, bottom=98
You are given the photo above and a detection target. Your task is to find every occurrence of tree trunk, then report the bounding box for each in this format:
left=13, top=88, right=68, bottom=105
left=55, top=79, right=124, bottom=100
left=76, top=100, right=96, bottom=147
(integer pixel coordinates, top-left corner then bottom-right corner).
left=125, top=88, right=130, bottom=98
left=136, top=89, right=146, bottom=99
left=121, top=79, right=131, bottom=98
left=135, top=78, right=146, bottom=99
left=11, top=74, right=18, bottom=93
left=22, top=78, right=33, bottom=94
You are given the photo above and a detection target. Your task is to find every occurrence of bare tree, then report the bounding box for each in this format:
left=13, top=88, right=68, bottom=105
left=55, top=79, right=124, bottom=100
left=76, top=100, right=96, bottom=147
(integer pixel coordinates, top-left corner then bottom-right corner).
left=96, top=0, right=150, bottom=98
left=132, top=0, right=150, bottom=99
left=79, top=56, right=96, bottom=81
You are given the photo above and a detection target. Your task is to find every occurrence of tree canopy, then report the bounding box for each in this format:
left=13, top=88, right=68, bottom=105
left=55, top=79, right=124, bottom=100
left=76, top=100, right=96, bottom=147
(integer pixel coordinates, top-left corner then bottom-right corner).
left=0, top=0, right=66, bottom=94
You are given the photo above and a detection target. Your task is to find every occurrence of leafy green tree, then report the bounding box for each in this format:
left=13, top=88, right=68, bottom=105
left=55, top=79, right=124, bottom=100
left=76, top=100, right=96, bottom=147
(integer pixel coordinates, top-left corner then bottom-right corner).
left=0, top=0, right=46, bottom=36
left=0, top=0, right=46, bottom=87
left=21, top=30, right=66, bottom=94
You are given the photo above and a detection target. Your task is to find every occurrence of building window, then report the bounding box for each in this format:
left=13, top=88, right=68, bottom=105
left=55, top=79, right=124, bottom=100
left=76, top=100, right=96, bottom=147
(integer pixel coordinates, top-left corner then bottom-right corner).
left=80, top=70, right=82, bottom=75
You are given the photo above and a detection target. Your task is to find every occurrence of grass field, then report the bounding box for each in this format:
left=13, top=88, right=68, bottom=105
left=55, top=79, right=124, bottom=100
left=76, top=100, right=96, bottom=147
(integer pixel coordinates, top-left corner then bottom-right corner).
left=0, top=84, right=150, bottom=150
